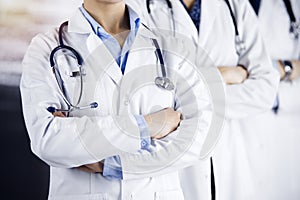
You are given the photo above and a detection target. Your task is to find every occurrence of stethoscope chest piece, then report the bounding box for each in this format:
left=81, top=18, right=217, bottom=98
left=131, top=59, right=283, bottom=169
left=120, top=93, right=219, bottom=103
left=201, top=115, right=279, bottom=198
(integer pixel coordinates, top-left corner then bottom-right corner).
left=235, top=35, right=246, bottom=55
left=155, top=76, right=175, bottom=91
left=290, top=22, right=300, bottom=40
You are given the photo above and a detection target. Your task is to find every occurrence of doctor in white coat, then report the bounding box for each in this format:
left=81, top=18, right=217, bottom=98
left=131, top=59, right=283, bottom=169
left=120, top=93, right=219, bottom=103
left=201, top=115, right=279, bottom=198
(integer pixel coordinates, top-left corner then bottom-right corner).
left=242, top=0, right=300, bottom=199
left=20, top=0, right=213, bottom=199
left=126, top=0, right=279, bottom=199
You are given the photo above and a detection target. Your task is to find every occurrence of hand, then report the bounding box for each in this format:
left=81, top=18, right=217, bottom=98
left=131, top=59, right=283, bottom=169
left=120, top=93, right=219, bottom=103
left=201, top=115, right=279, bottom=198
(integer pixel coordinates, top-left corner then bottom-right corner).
left=291, top=60, right=300, bottom=80
left=277, top=60, right=300, bottom=81
left=144, top=108, right=181, bottom=139
left=52, top=111, right=65, bottom=117
left=77, top=162, right=104, bottom=173
left=51, top=112, right=103, bottom=173
left=218, top=66, right=248, bottom=85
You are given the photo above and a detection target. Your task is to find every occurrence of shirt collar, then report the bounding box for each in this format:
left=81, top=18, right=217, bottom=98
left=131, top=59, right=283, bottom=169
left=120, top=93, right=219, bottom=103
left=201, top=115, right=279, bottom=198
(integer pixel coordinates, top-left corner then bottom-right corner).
left=79, top=4, right=140, bottom=38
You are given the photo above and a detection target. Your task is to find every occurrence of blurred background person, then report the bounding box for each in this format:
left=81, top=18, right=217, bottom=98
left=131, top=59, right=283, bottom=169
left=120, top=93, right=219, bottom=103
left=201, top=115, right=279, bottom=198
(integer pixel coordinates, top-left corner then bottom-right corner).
left=243, top=0, right=300, bottom=199
left=126, top=0, right=279, bottom=199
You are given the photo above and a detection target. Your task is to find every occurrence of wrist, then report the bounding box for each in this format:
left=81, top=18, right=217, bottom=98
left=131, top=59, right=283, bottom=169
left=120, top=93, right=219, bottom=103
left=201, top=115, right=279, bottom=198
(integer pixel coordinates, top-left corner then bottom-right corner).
left=280, top=60, right=293, bottom=81
left=143, top=115, right=156, bottom=138
left=290, top=60, right=300, bottom=80
left=236, top=65, right=248, bottom=82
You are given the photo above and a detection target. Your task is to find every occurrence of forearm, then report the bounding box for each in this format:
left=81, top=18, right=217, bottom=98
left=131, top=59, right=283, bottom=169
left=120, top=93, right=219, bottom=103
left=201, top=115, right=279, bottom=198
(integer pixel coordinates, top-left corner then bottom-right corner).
left=223, top=0, right=280, bottom=119
left=218, top=65, right=248, bottom=85
left=118, top=67, right=213, bottom=180
left=119, top=113, right=212, bottom=180
left=225, top=72, right=278, bottom=119
left=277, top=78, right=300, bottom=112
left=20, top=82, right=142, bottom=168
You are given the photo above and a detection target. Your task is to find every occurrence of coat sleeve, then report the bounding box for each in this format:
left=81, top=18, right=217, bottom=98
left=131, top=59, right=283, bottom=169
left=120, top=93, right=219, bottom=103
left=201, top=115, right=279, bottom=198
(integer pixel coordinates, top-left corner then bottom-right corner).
left=20, top=33, right=142, bottom=169
left=119, top=37, right=214, bottom=180
left=224, top=0, right=280, bottom=119
left=278, top=78, right=300, bottom=112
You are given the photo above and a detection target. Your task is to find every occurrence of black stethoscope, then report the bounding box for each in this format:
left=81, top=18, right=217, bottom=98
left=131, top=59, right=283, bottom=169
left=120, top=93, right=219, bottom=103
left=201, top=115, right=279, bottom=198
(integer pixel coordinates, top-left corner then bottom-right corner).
left=47, top=21, right=174, bottom=114
left=282, top=0, right=299, bottom=40
left=147, top=0, right=176, bottom=35
left=146, top=0, right=246, bottom=55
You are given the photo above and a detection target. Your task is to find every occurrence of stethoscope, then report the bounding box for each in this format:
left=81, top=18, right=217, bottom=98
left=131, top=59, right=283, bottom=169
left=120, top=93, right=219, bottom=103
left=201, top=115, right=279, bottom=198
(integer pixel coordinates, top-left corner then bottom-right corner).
left=146, top=0, right=247, bottom=55
left=47, top=21, right=174, bottom=114
left=147, top=0, right=176, bottom=36
left=223, top=0, right=246, bottom=55
left=282, top=0, right=300, bottom=40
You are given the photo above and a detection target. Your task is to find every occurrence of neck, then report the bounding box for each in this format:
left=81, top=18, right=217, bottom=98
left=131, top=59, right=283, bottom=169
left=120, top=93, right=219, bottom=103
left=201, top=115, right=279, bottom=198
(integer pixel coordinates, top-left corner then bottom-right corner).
left=183, top=0, right=195, bottom=11
left=83, top=0, right=130, bottom=35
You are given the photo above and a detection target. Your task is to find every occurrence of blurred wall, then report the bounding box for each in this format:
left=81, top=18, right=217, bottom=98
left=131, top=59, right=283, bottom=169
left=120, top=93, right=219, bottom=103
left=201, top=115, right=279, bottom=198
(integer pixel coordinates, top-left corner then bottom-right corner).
left=0, top=1, right=82, bottom=199
left=0, top=0, right=82, bottom=86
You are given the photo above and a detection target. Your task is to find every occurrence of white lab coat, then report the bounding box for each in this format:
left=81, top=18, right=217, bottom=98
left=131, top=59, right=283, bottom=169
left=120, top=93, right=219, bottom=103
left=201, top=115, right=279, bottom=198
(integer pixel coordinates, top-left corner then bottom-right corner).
left=126, top=0, right=279, bottom=199
left=239, top=0, right=300, bottom=199
left=20, top=6, right=213, bottom=200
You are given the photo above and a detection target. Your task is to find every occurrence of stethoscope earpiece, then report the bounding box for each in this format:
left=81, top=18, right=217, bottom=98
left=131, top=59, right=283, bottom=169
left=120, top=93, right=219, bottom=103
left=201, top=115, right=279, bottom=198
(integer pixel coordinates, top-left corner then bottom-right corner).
left=155, top=77, right=175, bottom=91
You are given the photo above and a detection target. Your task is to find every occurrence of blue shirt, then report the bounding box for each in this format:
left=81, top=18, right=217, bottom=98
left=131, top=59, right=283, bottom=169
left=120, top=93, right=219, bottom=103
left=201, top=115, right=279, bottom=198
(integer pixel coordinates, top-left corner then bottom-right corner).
left=80, top=5, right=150, bottom=179
left=248, top=0, right=261, bottom=15
left=180, top=0, right=201, bottom=32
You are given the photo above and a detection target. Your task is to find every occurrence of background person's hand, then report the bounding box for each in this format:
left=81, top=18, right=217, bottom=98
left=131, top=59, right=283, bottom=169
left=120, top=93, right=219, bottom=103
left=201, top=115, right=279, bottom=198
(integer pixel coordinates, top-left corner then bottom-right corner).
left=218, top=66, right=248, bottom=84
left=52, top=108, right=181, bottom=171
left=144, top=108, right=181, bottom=139
left=277, top=60, right=300, bottom=81
left=77, top=162, right=104, bottom=173
left=291, top=60, right=300, bottom=80
left=52, top=111, right=65, bottom=117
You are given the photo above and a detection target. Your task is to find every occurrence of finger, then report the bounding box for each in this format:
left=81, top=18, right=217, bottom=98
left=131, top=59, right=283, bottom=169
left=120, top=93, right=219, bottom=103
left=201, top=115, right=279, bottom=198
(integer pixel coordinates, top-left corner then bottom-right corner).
left=175, top=111, right=182, bottom=120
left=77, top=166, right=96, bottom=173
left=52, top=111, right=65, bottom=117
left=85, top=163, right=103, bottom=172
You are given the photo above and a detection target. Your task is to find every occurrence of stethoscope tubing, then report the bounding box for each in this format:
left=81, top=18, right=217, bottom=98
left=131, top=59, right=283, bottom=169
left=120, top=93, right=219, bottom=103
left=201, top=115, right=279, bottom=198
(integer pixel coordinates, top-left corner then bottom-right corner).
left=282, top=0, right=299, bottom=39
left=49, top=22, right=94, bottom=113
left=48, top=21, right=174, bottom=113
left=146, top=0, right=246, bottom=55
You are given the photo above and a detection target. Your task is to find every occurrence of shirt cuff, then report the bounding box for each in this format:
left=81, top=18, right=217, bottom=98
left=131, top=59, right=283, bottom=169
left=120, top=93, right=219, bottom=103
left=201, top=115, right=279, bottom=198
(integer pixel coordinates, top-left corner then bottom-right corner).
left=103, top=156, right=123, bottom=179
left=134, top=115, right=151, bottom=150
left=272, top=59, right=280, bottom=71
left=102, top=115, right=150, bottom=179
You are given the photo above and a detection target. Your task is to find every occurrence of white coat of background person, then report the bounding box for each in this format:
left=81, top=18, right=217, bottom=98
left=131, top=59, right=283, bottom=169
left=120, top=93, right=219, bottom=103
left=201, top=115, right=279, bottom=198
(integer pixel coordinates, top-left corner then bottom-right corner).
left=20, top=0, right=214, bottom=199
left=126, top=0, right=280, bottom=199
left=240, top=0, right=300, bottom=199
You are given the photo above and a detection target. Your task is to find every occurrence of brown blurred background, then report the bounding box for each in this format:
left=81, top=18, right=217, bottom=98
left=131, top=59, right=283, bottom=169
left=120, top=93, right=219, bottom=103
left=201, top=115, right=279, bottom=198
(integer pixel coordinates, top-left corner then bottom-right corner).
left=0, top=1, right=82, bottom=199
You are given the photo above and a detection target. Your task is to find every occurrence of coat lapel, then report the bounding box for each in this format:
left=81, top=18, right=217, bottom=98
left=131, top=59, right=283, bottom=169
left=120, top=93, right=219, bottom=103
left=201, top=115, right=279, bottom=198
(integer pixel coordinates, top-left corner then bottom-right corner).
left=173, top=0, right=199, bottom=43
left=199, top=0, right=222, bottom=45
left=123, top=24, right=159, bottom=75
left=86, top=34, right=123, bottom=85
left=68, top=8, right=123, bottom=86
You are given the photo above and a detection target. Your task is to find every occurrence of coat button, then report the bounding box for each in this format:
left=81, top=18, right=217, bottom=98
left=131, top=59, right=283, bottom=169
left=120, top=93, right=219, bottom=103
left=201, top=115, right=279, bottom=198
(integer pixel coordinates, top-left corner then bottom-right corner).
left=141, top=139, right=148, bottom=148
left=124, top=99, right=129, bottom=105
